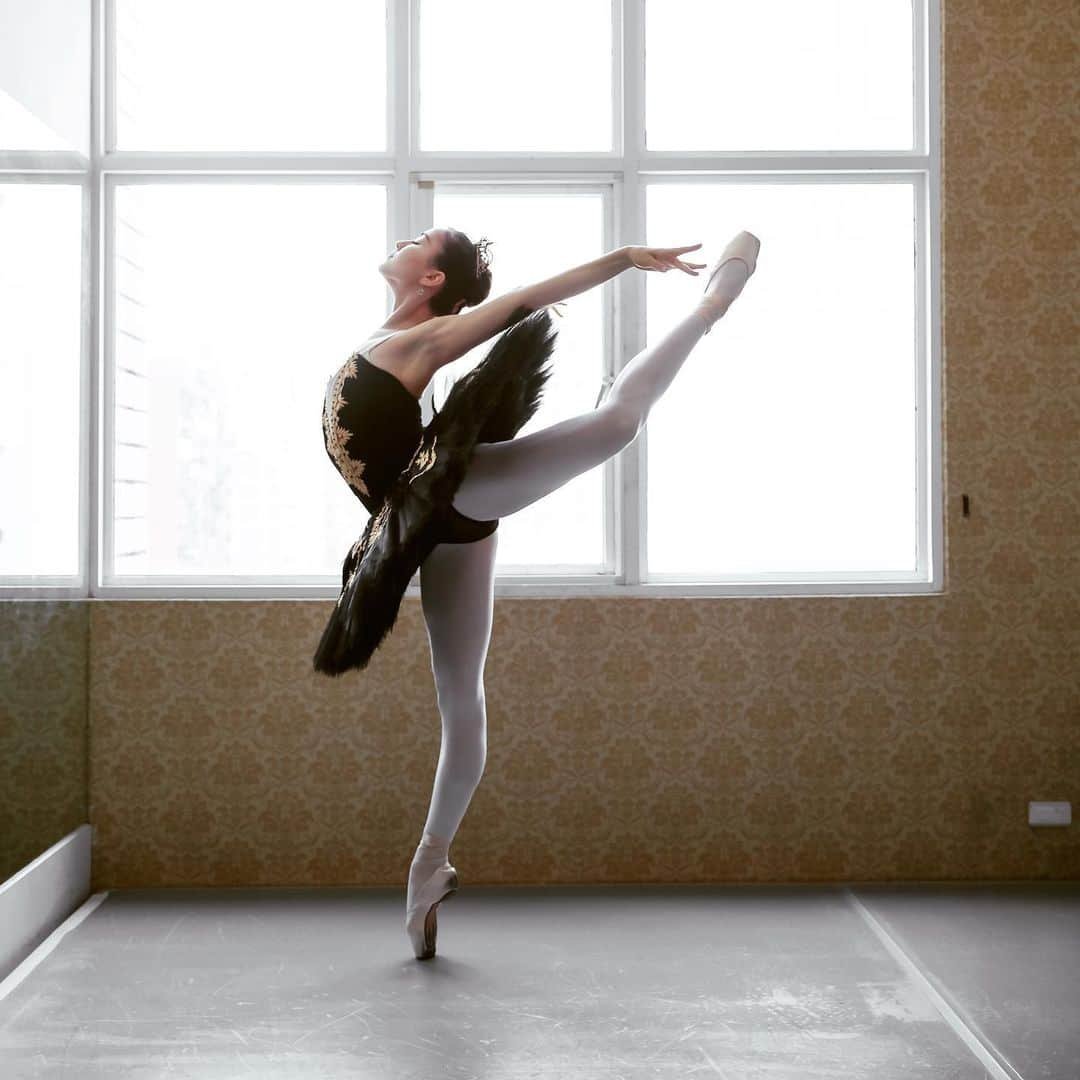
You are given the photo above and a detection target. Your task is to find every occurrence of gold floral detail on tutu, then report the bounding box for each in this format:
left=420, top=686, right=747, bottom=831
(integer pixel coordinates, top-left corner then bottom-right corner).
left=368, top=499, right=391, bottom=547
left=407, top=435, right=438, bottom=485
left=340, top=495, right=391, bottom=595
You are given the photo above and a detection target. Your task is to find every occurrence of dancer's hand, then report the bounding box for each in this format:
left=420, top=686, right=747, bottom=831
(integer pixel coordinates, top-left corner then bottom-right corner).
left=628, top=244, right=706, bottom=275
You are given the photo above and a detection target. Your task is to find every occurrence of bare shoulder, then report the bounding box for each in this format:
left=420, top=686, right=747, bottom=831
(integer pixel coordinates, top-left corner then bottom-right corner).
left=361, top=321, right=444, bottom=398
left=363, top=288, right=534, bottom=395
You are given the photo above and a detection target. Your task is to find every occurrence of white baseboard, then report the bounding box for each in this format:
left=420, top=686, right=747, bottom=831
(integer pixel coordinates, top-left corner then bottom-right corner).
left=0, top=824, right=97, bottom=987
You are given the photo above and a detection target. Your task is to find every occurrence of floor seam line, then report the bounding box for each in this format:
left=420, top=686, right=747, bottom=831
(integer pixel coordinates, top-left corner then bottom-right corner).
left=844, top=887, right=1023, bottom=1080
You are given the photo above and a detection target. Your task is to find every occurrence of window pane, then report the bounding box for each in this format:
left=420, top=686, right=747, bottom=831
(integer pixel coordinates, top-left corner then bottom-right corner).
left=646, top=0, right=914, bottom=151
left=0, top=2, right=90, bottom=154
left=0, top=88, right=70, bottom=152
left=0, top=184, right=82, bottom=577
left=114, top=0, right=385, bottom=152
left=111, top=182, right=388, bottom=579
left=646, top=181, right=917, bottom=575
left=419, top=0, right=612, bottom=151
left=432, top=189, right=607, bottom=569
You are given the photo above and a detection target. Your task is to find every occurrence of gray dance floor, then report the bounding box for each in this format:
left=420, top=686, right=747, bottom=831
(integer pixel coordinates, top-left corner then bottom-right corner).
left=2, top=882, right=1077, bottom=1078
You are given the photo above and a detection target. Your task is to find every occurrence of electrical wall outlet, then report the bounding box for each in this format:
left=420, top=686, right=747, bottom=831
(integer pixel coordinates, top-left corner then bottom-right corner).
left=1028, top=801, right=1072, bottom=826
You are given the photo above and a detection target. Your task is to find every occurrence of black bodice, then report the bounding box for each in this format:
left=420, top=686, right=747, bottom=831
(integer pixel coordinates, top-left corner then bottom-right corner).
left=321, top=351, right=422, bottom=514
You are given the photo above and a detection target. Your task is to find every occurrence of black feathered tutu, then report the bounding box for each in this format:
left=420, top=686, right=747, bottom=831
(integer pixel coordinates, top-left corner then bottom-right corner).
left=313, top=306, right=558, bottom=677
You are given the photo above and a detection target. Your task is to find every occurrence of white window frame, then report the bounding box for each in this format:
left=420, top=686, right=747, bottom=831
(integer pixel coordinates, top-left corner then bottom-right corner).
left=1, top=0, right=941, bottom=600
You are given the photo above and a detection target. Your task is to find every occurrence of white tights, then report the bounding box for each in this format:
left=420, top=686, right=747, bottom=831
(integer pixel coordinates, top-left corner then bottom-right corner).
left=413, top=305, right=715, bottom=858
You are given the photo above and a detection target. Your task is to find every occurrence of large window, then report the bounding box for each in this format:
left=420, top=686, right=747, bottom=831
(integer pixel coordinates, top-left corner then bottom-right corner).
left=0, top=0, right=941, bottom=599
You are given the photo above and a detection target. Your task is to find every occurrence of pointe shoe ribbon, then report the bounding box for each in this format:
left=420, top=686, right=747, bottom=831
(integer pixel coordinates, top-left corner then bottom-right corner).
left=405, top=863, right=459, bottom=960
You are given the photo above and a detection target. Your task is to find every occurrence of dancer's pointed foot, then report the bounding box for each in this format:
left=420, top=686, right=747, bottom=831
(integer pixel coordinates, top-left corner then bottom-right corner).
left=405, top=832, right=457, bottom=959
left=695, top=230, right=760, bottom=333
left=405, top=862, right=459, bottom=960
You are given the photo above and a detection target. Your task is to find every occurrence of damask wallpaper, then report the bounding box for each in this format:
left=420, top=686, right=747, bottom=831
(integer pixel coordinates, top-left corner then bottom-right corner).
left=0, top=602, right=88, bottom=884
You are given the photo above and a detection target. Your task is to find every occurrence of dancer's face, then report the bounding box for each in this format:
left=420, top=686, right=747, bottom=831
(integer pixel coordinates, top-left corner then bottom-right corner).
left=379, top=228, right=447, bottom=299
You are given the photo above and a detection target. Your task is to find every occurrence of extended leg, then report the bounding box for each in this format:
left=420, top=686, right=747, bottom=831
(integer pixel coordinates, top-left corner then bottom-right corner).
left=451, top=306, right=714, bottom=522
left=450, top=234, right=757, bottom=523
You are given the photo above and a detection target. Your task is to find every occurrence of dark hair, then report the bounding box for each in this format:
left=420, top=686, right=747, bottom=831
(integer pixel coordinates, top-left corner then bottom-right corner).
left=429, top=228, right=494, bottom=316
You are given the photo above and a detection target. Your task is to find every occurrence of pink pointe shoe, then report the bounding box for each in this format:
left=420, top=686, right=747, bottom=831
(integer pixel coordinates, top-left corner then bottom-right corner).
left=405, top=862, right=459, bottom=960
left=696, top=230, right=761, bottom=333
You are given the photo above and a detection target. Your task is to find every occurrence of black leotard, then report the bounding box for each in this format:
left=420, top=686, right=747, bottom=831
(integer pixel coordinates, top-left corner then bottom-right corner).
left=322, top=323, right=521, bottom=548
left=314, top=306, right=555, bottom=676
left=322, top=341, right=422, bottom=515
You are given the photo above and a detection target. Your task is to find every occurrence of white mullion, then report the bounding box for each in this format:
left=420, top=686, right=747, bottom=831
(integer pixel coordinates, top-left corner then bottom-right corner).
left=599, top=0, right=622, bottom=581
left=101, top=176, right=116, bottom=586
left=926, top=0, right=943, bottom=588
left=79, top=176, right=93, bottom=597
left=913, top=0, right=927, bottom=155
left=603, top=181, right=620, bottom=579
left=104, top=0, right=115, bottom=155
left=87, top=0, right=105, bottom=597
left=389, top=0, right=411, bottom=315
left=100, top=0, right=119, bottom=588
left=404, top=0, right=419, bottom=173
left=0, top=152, right=87, bottom=171
left=914, top=171, right=929, bottom=583
left=97, top=151, right=930, bottom=175
left=45, top=575, right=943, bottom=600
left=406, top=0, right=434, bottom=423
left=404, top=0, right=436, bottom=591
left=636, top=152, right=930, bottom=172
left=633, top=171, right=926, bottom=193
left=618, top=0, right=645, bottom=587
left=410, top=169, right=435, bottom=422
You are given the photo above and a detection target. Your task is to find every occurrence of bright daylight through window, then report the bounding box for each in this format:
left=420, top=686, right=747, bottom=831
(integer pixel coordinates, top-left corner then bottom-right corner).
left=0, top=0, right=938, bottom=599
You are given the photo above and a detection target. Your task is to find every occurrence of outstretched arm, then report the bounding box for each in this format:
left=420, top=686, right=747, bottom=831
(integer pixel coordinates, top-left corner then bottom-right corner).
left=517, top=246, right=634, bottom=310
left=424, top=244, right=703, bottom=369
left=423, top=247, right=634, bottom=368
left=521, top=242, right=703, bottom=306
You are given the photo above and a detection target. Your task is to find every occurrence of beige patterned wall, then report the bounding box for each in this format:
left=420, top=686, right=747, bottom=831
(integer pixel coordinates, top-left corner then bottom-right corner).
left=3, top=1, right=1077, bottom=891
left=0, top=603, right=88, bottom=884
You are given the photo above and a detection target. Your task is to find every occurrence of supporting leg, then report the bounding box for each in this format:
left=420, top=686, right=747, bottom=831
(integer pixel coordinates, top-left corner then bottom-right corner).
left=406, top=528, right=499, bottom=906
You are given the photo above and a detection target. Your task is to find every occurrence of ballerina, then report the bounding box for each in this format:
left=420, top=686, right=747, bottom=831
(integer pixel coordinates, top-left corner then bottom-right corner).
left=315, top=225, right=760, bottom=958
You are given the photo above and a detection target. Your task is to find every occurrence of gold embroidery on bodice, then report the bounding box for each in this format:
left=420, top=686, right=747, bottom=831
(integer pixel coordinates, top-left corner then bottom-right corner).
left=322, top=352, right=371, bottom=500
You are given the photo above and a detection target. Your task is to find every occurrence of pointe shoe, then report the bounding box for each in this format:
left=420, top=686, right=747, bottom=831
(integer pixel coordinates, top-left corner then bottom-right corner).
left=696, top=230, right=761, bottom=333
left=405, top=862, right=459, bottom=960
